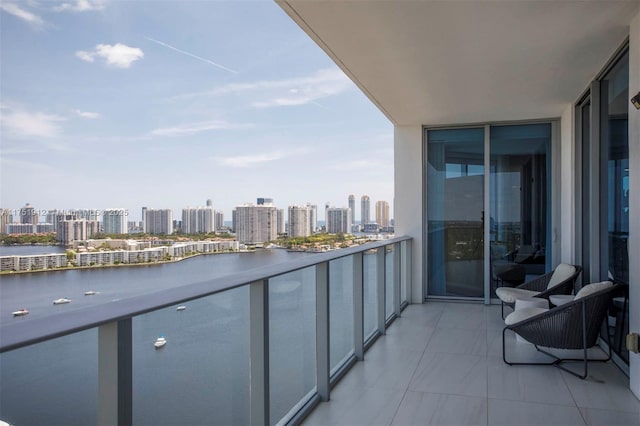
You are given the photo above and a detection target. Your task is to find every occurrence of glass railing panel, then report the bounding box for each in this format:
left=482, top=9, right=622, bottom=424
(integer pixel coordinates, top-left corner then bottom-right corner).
left=0, top=329, right=98, bottom=426
left=385, top=245, right=394, bottom=319
left=132, top=287, right=250, bottom=425
left=269, top=267, right=316, bottom=425
left=329, top=255, right=354, bottom=375
left=363, top=249, right=378, bottom=339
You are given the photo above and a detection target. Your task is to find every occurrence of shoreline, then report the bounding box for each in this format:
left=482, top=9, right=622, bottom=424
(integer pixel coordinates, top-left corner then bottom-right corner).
left=0, top=250, right=254, bottom=275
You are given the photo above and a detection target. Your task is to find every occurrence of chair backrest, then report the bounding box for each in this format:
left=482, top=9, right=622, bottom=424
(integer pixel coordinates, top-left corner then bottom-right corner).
left=547, top=263, right=577, bottom=289
left=575, top=280, right=613, bottom=299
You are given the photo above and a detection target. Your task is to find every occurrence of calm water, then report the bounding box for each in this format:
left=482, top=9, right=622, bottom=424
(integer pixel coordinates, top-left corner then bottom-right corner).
left=0, top=247, right=340, bottom=426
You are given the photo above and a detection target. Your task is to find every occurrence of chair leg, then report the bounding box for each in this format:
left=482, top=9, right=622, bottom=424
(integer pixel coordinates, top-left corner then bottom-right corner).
left=502, top=328, right=555, bottom=367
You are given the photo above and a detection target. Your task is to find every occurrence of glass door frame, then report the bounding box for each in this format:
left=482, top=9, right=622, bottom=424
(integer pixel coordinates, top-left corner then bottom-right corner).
left=423, top=120, right=560, bottom=303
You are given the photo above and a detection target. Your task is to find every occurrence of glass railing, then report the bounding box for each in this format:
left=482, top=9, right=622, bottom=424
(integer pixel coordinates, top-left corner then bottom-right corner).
left=0, top=237, right=412, bottom=426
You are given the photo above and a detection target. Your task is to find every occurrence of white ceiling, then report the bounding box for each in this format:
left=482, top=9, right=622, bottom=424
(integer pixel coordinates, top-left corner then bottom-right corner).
left=278, top=0, right=639, bottom=126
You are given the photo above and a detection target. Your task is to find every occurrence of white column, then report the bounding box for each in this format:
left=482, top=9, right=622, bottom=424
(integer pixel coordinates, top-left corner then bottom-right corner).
left=394, top=125, right=423, bottom=302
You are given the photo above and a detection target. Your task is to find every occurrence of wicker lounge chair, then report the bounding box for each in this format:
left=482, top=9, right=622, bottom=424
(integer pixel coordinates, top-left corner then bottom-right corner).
left=502, top=281, right=618, bottom=379
left=496, top=263, right=582, bottom=319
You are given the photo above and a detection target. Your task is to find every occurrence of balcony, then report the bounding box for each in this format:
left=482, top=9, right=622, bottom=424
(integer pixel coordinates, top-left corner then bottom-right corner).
left=0, top=238, right=411, bottom=425
left=304, top=302, right=640, bottom=425
left=2, top=235, right=638, bottom=425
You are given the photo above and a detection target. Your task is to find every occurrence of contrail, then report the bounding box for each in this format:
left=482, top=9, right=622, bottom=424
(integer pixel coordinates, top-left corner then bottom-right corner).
left=145, top=36, right=238, bottom=74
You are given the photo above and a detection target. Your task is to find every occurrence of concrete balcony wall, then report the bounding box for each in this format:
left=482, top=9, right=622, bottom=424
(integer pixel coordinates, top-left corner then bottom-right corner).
left=394, top=125, right=423, bottom=302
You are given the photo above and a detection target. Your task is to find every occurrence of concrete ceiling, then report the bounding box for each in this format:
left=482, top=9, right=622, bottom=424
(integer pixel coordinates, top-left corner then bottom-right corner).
left=277, top=0, right=638, bottom=126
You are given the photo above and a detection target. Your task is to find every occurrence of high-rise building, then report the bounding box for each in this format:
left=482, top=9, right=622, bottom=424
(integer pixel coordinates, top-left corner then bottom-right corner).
left=375, top=200, right=390, bottom=227
left=57, top=219, right=99, bottom=245
left=103, top=208, right=128, bottom=234
left=277, top=209, right=286, bottom=235
left=348, top=195, right=355, bottom=226
left=234, top=203, right=278, bottom=244
left=288, top=205, right=311, bottom=237
left=141, top=207, right=148, bottom=232
left=144, top=209, right=173, bottom=235
left=0, top=209, right=10, bottom=233
left=181, top=207, right=214, bottom=234
left=6, top=223, right=35, bottom=234
left=214, top=211, right=224, bottom=231
left=20, top=203, right=38, bottom=225
left=326, top=207, right=352, bottom=234
left=361, top=195, right=370, bottom=225
left=307, top=203, right=317, bottom=234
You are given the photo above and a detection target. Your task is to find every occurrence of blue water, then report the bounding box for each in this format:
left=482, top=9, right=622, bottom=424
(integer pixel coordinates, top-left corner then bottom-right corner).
left=0, top=247, right=325, bottom=426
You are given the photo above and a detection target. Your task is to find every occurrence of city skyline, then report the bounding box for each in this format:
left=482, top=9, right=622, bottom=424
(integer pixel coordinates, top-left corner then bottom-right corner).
left=0, top=1, right=393, bottom=220
left=1, top=193, right=393, bottom=224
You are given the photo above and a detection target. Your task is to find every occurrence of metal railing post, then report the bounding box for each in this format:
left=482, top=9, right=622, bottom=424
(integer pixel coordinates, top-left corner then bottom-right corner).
left=377, top=247, right=386, bottom=334
left=353, top=252, right=364, bottom=360
left=393, top=242, right=402, bottom=316
left=249, top=280, right=269, bottom=426
left=316, top=261, right=330, bottom=401
left=98, top=318, right=132, bottom=426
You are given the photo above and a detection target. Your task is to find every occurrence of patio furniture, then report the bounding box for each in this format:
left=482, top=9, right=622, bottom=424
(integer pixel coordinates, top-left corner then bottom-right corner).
left=502, top=281, right=618, bottom=379
left=496, top=263, right=581, bottom=319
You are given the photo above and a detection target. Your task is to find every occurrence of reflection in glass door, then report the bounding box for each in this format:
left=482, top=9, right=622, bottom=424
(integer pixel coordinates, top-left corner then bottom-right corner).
left=599, top=50, right=629, bottom=363
left=427, top=128, right=485, bottom=297
left=489, top=124, right=551, bottom=298
left=426, top=123, right=553, bottom=300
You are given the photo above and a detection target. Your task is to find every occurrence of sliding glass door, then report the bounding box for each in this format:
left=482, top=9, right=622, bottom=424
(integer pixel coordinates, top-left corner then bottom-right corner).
left=426, top=123, right=552, bottom=300
left=426, top=128, right=485, bottom=297
left=489, top=124, right=551, bottom=298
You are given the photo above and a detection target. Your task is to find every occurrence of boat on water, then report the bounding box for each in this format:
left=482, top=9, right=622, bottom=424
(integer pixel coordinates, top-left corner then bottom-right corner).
left=12, top=308, right=29, bottom=317
left=84, top=290, right=98, bottom=296
left=53, top=298, right=71, bottom=305
left=176, top=305, right=186, bottom=311
left=154, top=336, right=167, bottom=349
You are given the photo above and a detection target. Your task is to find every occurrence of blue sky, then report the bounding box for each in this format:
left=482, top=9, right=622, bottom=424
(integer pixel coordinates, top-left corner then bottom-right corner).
left=0, top=0, right=393, bottom=222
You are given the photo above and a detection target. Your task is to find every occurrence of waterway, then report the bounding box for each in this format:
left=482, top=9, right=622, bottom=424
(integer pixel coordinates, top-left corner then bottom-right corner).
left=0, top=246, right=375, bottom=426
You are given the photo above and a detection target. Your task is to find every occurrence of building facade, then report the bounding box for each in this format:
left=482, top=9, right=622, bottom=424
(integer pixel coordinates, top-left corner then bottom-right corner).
left=234, top=204, right=278, bottom=244
left=360, top=195, right=370, bottom=225
left=326, top=207, right=352, bottom=234
left=181, top=207, right=214, bottom=234
left=348, top=195, right=355, bottom=227
left=375, top=200, right=390, bottom=227
left=144, top=209, right=173, bottom=235
left=288, top=205, right=311, bottom=237
left=103, top=209, right=128, bottom=234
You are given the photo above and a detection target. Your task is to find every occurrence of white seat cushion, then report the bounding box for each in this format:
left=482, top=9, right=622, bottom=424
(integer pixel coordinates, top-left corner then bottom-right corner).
left=505, top=306, right=549, bottom=325
left=575, top=280, right=613, bottom=299
left=495, top=287, right=538, bottom=304
left=546, top=263, right=576, bottom=289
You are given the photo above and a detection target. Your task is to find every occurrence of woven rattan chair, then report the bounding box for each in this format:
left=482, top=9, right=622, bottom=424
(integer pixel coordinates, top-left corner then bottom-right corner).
left=496, top=263, right=582, bottom=319
left=502, top=281, right=618, bottom=379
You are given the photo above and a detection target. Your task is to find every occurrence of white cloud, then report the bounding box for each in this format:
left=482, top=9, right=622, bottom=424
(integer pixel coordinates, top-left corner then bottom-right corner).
left=1, top=108, right=65, bottom=138
left=174, top=68, right=354, bottom=108
left=150, top=120, right=253, bottom=137
left=54, top=0, right=107, bottom=12
left=74, top=109, right=101, bottom=119
left=75, top=51, right=95, bottom=62
left=212, top=153, right=285, bottom=168
left=76, top=43, right=144, bottom=68
left=0, top=2, right=44, bottom=26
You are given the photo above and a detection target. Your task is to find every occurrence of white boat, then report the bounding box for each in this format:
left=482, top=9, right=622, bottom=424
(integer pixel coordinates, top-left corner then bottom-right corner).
left=53, top=298, right=71, bottom=305
left=154, top=336, right=167, bottom=349
left=12, top=308, right=29, bottom=317
left=84, top=290, right=98, bottom=296
left=176, top=305, right=186, bottom=311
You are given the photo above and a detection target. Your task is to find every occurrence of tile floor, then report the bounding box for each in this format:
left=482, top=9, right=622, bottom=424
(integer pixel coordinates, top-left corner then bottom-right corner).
left=303, top=302, right=640, bottom=426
